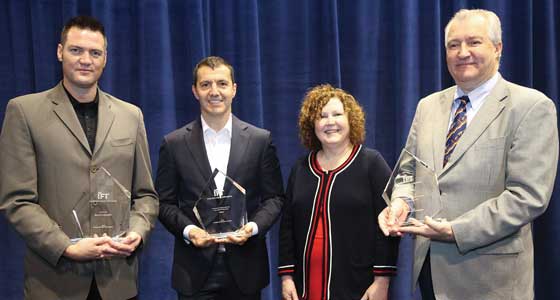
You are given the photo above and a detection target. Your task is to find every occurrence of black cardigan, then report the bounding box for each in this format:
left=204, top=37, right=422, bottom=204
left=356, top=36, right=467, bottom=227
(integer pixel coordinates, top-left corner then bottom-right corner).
left=278, top=145, right=399, bottom=300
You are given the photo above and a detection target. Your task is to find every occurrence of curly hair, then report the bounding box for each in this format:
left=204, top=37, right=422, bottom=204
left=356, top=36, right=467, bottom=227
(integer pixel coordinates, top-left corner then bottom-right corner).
left=298, top=84, right=366, bottom=151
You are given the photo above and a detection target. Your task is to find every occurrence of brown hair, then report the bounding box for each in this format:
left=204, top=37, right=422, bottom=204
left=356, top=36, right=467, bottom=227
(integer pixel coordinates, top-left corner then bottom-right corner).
left=192, top=56, right=235, bottom=85
left=60, top=15, right=106, bottom=47
left=298, top=84, right=365, bottom=151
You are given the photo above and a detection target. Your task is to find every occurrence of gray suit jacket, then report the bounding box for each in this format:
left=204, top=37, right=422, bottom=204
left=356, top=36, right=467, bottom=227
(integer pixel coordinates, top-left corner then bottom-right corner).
left=0, top=82, right=158, bottom=300
left=405, top=75, right=558, bottom=300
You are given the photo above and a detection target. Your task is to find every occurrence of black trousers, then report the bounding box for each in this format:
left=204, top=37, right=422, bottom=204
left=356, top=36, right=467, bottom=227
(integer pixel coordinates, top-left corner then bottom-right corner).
left=418, top=250, right=436, bottom=300
left=87, top=277, right=102, bottom=300
left=178, top=253, right=260, bottom=300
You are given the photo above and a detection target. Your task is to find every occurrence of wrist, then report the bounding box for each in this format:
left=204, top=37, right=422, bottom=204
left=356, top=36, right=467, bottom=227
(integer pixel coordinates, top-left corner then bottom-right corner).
left=281, top=275, right=294, bottom=282
left=399, top=197, right=413, bottom=213
left=373, top=276, right=391, bottom=286
left=391, top=197, right=412, bottom=217
left=63, top=244, right=77, bottom=259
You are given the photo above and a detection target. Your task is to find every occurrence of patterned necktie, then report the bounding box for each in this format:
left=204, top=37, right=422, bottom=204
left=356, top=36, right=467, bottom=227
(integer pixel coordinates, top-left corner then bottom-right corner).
left=443, top=95, right=470, bottom=167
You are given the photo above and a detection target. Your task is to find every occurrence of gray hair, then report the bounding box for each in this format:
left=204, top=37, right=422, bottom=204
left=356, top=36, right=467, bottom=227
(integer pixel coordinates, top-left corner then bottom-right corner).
left=444, top=9, right=502, bottom=46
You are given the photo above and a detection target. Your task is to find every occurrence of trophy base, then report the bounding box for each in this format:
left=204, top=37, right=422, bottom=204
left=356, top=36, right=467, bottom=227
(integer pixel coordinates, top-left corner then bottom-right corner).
left=69, top=234, right=126, bottom=244
left=400, top=217, right=444, bottom=227
left=400, top=221, right=416, bottom=227
left=210, top=231, right=246, bottom=239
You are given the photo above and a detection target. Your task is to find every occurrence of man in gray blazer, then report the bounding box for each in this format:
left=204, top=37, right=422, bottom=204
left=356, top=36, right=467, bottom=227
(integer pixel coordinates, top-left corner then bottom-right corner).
left=156, top=56, right=285, bottom=299
left=379, top=9, right=558, bottom=300
left=0, top=16, right=158, bottom=299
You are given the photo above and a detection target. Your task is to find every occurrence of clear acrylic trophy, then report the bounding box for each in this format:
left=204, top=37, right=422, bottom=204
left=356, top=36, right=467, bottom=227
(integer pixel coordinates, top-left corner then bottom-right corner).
left=382, top=149, right=441, bottom=226
left=70, top=166, right=131, bottom=243
left=193, top=169, right=248, bottom=238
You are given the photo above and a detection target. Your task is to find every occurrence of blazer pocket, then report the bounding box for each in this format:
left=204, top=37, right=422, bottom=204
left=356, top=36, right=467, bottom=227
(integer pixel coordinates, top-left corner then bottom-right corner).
left=474, top=136, right=506, bottom=151
left=473, top=136, right=506, bottom=187
left=111, top=137, right=133, bottom=147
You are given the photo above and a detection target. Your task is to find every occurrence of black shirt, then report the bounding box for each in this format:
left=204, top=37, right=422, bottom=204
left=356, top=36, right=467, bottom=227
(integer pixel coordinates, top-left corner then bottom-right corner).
left=64, top=86, right=99, bottom=151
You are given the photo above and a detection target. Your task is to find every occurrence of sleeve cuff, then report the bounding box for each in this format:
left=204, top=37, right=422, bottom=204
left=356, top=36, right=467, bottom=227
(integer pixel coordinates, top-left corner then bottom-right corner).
left=248, top=221, right=259, bottom=236
left=278, top=264, right=295, bottom=276
left=373, top=266, right=397, bottom=276
left=450, top=219, right=471, bottom=254
left=183, top=225, right=197, bottom=245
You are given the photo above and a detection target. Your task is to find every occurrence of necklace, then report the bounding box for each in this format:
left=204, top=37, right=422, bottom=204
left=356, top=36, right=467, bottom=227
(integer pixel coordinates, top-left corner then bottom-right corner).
left=318, top=145, right=353, bottom=172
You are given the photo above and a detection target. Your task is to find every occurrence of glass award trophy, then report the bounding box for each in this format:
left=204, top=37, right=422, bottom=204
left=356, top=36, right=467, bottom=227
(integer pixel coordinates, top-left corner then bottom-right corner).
left=70, top=166, right=131, bottom=243
left=193, top=169, right=248, bottom=238
left=382, top=149, right=441, bottom=226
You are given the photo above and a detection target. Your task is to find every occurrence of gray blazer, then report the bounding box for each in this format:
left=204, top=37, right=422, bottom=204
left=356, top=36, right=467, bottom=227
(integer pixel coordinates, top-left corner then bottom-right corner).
left=0, top=82, right=158, bottom=300
left=405, top=75, right=558, bottom=300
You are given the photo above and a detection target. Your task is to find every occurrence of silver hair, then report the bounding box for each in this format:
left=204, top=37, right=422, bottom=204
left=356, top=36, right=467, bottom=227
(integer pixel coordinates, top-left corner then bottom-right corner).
left=444, top=9, right=502, bottom=46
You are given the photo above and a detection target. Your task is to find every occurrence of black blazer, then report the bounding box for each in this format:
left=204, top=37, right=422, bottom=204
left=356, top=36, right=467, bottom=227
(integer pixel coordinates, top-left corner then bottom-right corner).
left=156, top=115, right=285, bottom=295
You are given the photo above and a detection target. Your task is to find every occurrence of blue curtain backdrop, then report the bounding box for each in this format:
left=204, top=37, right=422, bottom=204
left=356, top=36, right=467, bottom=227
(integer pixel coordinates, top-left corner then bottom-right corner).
left=1, top=0, right=559, bottom=299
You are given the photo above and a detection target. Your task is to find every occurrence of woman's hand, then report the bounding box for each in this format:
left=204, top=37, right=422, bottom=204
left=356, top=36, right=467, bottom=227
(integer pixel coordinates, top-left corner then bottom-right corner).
left=281, top=275, right=299, bottom=300
left=360, top=276, right=390, bottom=300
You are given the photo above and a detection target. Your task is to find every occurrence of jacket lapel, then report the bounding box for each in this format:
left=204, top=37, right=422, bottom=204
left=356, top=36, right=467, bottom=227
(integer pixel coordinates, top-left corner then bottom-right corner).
left=93, top=91, right=115, bottom=157
left=441, top=77, right=508, bottom=175
left=225, top=116, right=250, bottom=193
left=184, top=118, right=215, bottom=188
left=50, top=83, right=92, bottom=156
left=433, top=88, right=455, bottom=174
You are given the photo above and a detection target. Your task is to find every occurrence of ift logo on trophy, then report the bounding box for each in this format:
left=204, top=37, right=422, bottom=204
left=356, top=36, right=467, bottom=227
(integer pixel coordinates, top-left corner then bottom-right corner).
left=213, top=189, right=224, bottom=198
left=97, top=192, right=111, bottom=200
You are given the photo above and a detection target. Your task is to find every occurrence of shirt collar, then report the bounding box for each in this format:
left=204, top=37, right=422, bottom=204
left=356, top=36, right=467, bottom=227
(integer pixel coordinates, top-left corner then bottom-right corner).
left=62, top=84, right=99, bottom=108
left=454, top=72, right=501, bottom=110
left=201, top=114, right=232, bottom=138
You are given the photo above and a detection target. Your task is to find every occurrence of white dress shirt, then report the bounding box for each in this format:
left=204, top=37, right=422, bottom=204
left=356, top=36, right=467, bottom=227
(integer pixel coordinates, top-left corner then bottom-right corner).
left=449, top=72, right=501, bottom=129
left=201, top=114, right=232, bottom=192
left=183, top=114, right=258, bottom=244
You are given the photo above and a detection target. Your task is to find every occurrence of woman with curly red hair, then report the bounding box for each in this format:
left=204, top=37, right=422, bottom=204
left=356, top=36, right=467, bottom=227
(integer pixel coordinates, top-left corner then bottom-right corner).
left=278, top=84, right=399, bottom=300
